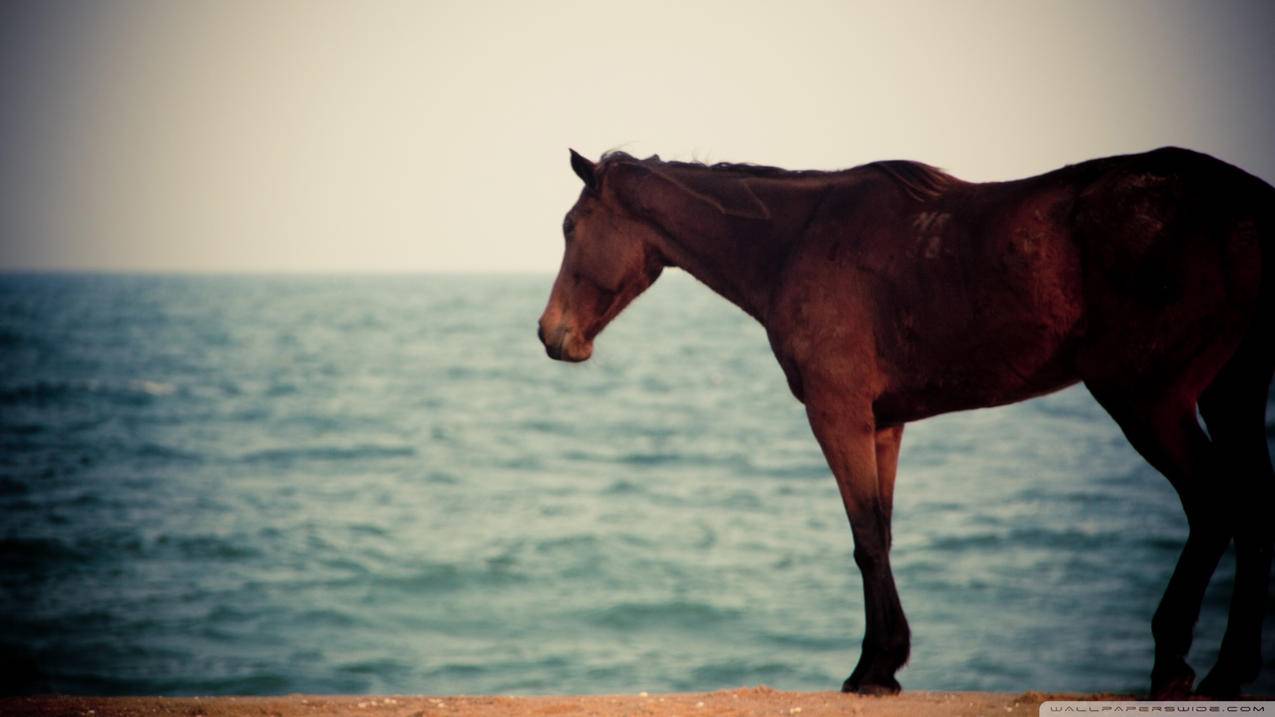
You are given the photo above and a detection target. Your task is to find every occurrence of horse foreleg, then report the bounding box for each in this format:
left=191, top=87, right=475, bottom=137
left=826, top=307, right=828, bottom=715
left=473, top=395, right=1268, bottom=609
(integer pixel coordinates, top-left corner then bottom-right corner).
left=807, top=400, right=909, bottom=695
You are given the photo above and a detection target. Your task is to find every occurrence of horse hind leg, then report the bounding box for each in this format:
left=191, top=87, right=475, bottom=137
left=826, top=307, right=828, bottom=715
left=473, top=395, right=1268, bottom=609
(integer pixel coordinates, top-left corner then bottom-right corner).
left=1085, top=382, right=1229, bottom=699
left=1194, top=332, right=1275, bottom=698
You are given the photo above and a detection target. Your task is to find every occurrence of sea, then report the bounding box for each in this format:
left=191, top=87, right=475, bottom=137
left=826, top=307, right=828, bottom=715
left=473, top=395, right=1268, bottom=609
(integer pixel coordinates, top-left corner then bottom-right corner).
left=1, top=271, right=1272, bottom=696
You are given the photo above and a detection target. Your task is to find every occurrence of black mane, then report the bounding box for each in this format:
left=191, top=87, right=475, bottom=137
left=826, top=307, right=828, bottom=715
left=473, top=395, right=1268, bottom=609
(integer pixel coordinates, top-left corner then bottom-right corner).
left=862, top=160, right=959, bottom=201
left=599, top=150, right=959, bottom=200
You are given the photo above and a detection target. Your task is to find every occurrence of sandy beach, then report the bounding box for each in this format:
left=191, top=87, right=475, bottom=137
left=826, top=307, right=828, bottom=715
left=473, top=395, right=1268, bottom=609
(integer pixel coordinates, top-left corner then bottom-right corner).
left=0, top=688, right=1150, bottom=717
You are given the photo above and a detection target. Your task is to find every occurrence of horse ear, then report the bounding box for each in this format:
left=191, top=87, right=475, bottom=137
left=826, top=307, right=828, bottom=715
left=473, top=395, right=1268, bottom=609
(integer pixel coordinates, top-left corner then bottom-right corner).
left=569, top=149, right=598, bottom=191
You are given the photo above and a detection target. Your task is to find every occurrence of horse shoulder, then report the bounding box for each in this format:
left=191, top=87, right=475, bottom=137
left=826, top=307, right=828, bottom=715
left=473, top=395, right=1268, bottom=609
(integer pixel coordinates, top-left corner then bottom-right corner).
left=762, top=184, right=898, bottom=406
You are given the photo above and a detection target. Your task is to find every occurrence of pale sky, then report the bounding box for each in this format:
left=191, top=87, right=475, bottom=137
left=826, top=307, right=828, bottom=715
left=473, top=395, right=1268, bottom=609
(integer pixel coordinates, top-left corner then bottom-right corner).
left=1, top=0, right=1273, bottom=273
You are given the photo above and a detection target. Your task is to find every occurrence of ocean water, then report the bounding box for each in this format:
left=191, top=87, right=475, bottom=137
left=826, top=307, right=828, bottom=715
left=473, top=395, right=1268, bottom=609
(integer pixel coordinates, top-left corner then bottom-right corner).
left=0, top=272, right=1271, bottom=697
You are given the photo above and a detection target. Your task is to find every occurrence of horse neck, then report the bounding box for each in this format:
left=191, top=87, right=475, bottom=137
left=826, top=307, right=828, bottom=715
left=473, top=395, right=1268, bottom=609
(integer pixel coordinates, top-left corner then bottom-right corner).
left=652, top=227, right=776, bottom=322
left=624, top=170, right=787, bottom=322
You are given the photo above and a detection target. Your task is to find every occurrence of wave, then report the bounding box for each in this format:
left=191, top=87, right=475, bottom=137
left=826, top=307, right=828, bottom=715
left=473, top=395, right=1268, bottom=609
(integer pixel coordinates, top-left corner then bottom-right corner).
left=0, top=536, right=87, bottom=565
left=347, top=560, right=529, bottom=595
left=0, top=379, right=179, bottom=407
left=0, top=328, right=23, bottom=348
left=239, top=444, right=417, bottom=464
left=0, top=531, right=266, bottom=568
left=921, top=519, right=1186, bottom=554
left=152, top=533, right=262, bottom=561
left=585, top=599, right=742, bottom=631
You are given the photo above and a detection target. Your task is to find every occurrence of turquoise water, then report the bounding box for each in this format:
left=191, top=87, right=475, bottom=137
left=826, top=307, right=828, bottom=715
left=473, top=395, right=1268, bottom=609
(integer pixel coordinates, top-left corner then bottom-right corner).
left=0, top=272, right=1271, bottom=696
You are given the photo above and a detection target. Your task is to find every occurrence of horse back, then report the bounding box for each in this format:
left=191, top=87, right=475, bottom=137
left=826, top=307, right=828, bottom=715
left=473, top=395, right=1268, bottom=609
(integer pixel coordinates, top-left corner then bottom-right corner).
left=768, top=147, right=1271, bottom=421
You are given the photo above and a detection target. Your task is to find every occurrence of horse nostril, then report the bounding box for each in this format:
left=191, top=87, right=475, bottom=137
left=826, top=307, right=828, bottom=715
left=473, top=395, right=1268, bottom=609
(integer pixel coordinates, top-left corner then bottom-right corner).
left=537, top=324, right=546, bottom=344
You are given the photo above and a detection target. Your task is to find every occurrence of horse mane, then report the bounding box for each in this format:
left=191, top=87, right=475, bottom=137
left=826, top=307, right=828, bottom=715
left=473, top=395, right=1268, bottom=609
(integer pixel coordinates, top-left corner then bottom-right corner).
left=598, top=151, right=959, bottom=201
left=660, top=160, right=829, bottom=179
left=862, top=160, right=958, bottom=201
left=599, top=150, right=827, bottom=179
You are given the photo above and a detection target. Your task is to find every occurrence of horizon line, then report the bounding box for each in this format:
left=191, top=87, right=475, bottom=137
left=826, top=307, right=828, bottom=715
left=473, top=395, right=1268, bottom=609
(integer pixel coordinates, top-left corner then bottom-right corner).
left=0, top=267, right=560, bottom=277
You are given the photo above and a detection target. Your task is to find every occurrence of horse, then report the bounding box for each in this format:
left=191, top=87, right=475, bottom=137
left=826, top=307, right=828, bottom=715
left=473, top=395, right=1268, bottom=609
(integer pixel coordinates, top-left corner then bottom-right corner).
left=537, top=146, right=1273, bottom=698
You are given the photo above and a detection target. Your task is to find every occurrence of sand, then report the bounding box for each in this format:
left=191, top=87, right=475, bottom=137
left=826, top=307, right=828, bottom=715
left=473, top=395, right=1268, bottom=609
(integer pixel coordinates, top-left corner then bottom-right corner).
left=0, top=688, right=1149, bottom=717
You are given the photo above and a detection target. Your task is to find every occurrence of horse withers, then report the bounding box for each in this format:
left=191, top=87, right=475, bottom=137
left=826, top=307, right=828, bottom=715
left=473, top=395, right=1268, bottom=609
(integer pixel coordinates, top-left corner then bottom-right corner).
left=537, top=146, right=1274, bottom=698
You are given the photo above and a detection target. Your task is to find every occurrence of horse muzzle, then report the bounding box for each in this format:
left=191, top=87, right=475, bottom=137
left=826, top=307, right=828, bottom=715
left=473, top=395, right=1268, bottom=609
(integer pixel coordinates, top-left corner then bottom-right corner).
left=537, top=322, right=592, bottom=363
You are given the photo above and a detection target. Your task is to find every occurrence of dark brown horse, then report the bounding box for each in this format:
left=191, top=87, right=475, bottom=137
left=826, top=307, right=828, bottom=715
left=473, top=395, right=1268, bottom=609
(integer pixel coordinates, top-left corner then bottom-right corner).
left=537, top=147, right=1273, bottom=698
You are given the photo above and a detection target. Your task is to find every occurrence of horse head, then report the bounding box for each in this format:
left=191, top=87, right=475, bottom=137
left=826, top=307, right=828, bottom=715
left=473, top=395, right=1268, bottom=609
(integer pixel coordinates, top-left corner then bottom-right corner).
left=537, top=150, right=665, bottom=362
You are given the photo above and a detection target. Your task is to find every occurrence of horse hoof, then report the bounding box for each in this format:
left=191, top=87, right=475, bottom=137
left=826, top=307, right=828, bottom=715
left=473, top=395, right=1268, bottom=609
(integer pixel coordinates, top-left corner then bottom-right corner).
left=1150, top=659, right=1195, bottom=700
left=842, top=676, right=901, bottom=696
left=1149, top=674, right=1194, bottom=700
